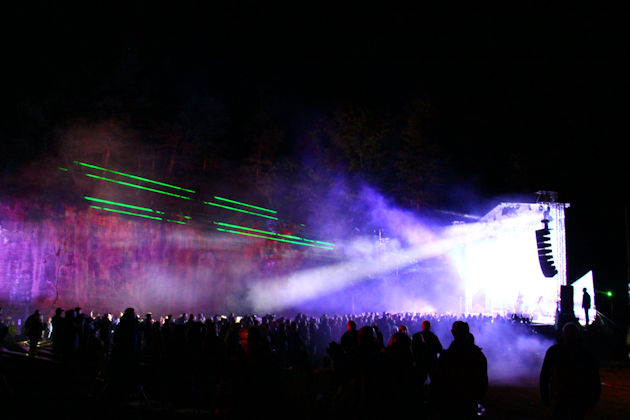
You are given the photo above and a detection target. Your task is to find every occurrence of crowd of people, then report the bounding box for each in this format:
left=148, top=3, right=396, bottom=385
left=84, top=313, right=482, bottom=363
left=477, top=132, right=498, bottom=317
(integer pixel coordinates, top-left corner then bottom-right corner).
left=0, top=307, right=600, bottom=419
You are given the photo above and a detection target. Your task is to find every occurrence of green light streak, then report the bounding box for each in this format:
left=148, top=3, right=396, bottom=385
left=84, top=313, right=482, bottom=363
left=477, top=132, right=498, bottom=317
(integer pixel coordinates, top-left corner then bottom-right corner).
left=204, top=201, right=278, bottom=220
left=58, top=167, right=68, bottom=171
left=213, top=221, right=334, bottom=247
left=213, top=221, right=312, bottom=242
left=85, top=173, right=192, bottom=200
left=216, top=228, right=333, bottom=250
left=90, top=203, right=186, bottom=225
left=299, top=238, right=336, bottom=247
left=75, top=161, right=196, bottom=193
left=84, top=196, right=156, bottom=213
left=167, top=219, right=187, bottom=225
left=278, top=233, right=304, bottom=240
left=213, top=196, right=276, bottom=213
left=214, top=221, right=281, bottom=237
left=90, top=205, right=163, bottom=221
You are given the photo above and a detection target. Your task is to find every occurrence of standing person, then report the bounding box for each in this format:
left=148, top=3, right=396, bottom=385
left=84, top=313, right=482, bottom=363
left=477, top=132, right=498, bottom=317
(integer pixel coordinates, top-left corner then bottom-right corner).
left=433, top=321, right=488, bottom=419
left=419, top=320, right=443, bottom=382
left=540, top=322, right=600, bottom=420
left=340, top=320, right=358, bottom=354
left=50, top=307, right=65, bottom=356
left=581, top=288, right=591, bottom=326
left=110, top=307, right=143, bottom=403
left=0, top=307, right=8, bottom=347
left=24, top=309, right=44, bottom=356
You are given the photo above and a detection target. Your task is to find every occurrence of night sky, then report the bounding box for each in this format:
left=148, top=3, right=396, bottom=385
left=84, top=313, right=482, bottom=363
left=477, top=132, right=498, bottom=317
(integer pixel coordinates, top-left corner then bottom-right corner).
left=3, top=6, right=628, bottom=314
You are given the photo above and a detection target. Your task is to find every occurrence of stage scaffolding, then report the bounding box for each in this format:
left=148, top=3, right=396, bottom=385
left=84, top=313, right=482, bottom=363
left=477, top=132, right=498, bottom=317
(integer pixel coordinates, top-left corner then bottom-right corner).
left=458, top=198, right=569, bottom=324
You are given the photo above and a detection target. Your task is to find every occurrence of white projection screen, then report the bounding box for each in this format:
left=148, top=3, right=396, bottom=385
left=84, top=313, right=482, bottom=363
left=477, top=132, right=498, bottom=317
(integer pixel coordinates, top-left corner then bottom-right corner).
left=450, top=201, right=568, bottom=324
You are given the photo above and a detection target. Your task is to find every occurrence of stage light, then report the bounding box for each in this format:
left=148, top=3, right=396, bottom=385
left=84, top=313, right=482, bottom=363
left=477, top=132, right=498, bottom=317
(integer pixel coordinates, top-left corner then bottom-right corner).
left=535, top=219, right=557, bottom=278
left=606, top=291, right=613, bottom=297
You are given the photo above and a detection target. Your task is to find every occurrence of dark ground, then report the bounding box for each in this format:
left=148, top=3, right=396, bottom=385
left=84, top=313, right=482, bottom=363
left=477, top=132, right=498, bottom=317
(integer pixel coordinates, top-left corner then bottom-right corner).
left=483, top=361, right=630, bottom=419
left=1, top=339, right=629, bottom=420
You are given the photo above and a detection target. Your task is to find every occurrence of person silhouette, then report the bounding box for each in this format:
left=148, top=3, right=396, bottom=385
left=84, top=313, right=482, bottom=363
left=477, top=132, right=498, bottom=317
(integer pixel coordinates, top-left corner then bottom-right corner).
left=24, top=309, right=44, bottom=356
left=419, top=320, right=443, bottom=383
left=540, top=322, right=600, bottom=420
left=581, top=288, right=591, bottom=326
left=433, top=321, right=487, bottom=419
left=0, top=307, right=8, bottom=347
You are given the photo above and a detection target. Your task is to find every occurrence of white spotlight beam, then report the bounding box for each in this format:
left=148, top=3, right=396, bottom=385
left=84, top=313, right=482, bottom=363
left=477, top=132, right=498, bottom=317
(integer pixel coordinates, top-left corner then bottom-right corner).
left=247, top=221, right=495, bottom=313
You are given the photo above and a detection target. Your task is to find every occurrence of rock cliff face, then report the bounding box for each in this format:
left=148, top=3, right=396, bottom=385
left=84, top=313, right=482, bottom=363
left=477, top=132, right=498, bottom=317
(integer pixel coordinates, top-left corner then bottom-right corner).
left=0, top=198, right=306, bottom=319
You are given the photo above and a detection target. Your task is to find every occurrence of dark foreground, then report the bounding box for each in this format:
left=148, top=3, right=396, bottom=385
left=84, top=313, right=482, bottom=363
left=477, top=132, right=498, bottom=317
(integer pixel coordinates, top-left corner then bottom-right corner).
left=484, top=361, right=630, bottom=419
left=1, top=343, right=629, bottom=420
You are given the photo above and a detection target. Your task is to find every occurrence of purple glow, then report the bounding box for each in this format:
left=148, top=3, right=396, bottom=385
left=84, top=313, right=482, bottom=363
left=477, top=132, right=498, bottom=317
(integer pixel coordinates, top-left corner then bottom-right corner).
left=0, top=198, right=297, bottom=317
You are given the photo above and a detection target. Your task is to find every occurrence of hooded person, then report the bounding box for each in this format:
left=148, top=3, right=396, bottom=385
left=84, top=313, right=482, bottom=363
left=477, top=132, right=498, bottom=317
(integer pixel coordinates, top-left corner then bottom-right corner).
left=540, top=322, right=600, bottom=419
left=433, top=320, right=488, bottom=419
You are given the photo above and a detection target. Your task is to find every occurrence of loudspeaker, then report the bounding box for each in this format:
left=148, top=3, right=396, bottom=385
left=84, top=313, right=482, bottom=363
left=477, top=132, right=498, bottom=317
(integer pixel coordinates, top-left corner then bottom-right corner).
left=560, top=285, right=574, bottom=314
left=536, top=222, right=558, bottom=277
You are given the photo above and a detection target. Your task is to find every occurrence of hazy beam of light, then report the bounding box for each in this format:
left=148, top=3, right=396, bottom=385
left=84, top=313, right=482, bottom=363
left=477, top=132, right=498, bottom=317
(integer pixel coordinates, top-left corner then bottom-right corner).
left=247, top=221, right=493, bottom=313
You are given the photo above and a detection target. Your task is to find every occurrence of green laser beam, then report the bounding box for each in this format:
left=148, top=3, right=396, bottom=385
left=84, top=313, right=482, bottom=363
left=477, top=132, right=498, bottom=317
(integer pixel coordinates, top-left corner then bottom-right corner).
left=300, top=238, right=336, bottom=247
left=213, top=221, right=326, bottom=244
left=167, top=219, right=187, bottom=225
left=204, top=201, right=278, bottom=220
left=75, top=161, right=196, bottom=193
left=84, top=196, right=156, bottom=213
left=213, top=196, right=277, bottom=214
left=58, top=167, right=68, bottom=171
left=85, top=173, right=192, bottom=200
left=90, top=205, right=163, bottom=221
left=216, top=228, right=333, bottom=250
left=214, top=221, right=300, bottom=240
